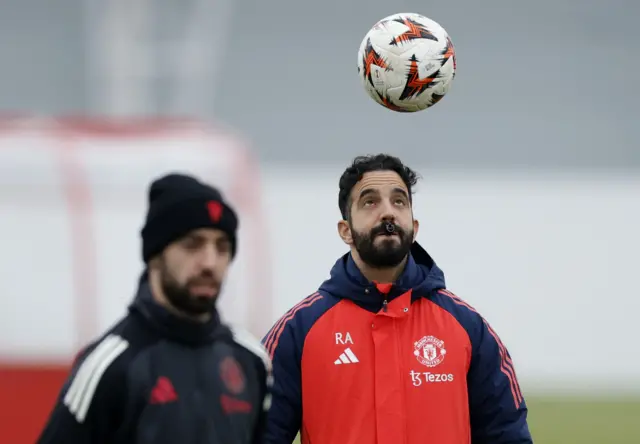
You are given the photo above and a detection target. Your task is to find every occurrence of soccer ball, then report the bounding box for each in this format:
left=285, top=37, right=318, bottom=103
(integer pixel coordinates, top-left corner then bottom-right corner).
left=357, top=13, right=457, bottom=112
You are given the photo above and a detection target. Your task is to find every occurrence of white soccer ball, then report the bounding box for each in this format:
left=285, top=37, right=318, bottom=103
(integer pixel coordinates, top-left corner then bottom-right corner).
left=357, top=13, right=457, bottom=113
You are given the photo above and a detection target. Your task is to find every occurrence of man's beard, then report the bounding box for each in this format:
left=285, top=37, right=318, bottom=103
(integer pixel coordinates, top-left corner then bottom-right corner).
left=159, top=261, right=221, bottom=316
left=352, top=221, right=413, bottom=268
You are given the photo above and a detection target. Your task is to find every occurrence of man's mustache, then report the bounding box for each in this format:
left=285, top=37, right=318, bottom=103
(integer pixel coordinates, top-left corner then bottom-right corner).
left=188, top=272, right=220, bottom=287
left=371, top=222, right=405, bottom=237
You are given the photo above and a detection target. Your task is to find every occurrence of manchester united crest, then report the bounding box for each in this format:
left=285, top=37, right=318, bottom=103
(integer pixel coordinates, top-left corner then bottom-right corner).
left=414, top=335, right=446, bottom=367
left=219, top=356, right=246, bottom=395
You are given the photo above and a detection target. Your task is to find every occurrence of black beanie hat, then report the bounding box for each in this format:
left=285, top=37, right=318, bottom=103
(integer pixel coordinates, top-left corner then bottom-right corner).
left=140, top=173, right=238, bottom=262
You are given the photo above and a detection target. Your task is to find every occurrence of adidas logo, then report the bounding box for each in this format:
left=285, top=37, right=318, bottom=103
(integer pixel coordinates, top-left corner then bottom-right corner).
left=334, top=348, right=359, bottom=365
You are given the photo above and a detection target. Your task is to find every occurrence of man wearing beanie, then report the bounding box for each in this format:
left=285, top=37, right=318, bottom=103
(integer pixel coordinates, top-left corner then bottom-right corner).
left=37, top=173, right=272, bottom=444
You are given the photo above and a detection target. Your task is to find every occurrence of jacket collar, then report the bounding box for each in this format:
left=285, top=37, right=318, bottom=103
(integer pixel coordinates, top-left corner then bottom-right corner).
left=129, top=273, right=229, bottom=345
left=319, top=242, right=446, bottom=313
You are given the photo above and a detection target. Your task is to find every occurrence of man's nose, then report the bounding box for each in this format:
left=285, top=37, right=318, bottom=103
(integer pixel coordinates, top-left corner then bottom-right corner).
left=200, top=245, right=219, bottom=269
left=379, top=200, right=397, bottom=221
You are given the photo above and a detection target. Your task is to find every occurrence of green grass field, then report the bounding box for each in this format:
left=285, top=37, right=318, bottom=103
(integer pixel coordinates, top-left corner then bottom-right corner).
left=526, top=395, right=639, bottom=443
left=293, top=395, right=640, bottom=443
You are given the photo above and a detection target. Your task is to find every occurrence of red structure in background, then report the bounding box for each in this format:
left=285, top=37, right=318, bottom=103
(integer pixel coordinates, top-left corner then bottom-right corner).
left=0, top=364, right=70, bottom=443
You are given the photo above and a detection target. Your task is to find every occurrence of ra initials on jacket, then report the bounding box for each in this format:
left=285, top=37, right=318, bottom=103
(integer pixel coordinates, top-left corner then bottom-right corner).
left=302, top=290, right=472, bottom=444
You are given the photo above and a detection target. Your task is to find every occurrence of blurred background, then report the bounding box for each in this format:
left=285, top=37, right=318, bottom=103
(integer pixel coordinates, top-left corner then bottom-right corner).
left=0, top=0, right=639, bottom=442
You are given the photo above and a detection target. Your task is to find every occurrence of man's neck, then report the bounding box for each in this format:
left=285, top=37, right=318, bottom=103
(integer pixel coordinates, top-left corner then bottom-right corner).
left=351, top=252, right=407, bottom=284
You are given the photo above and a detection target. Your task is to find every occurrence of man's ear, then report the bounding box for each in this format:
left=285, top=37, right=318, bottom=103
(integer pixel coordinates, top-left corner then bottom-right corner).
left=412, top=219, right=420, bottom=242
left=148, top=255, right=161, bottom=270
left=337, top=220, right=353, bottom=245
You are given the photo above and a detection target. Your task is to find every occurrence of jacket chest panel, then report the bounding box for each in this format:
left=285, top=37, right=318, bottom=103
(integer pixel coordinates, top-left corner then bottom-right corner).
left=303, top=300, right=375, bottom=369
left=128, top=343, right=258, bottom=444
left=301, top=298, right=472, bottom=444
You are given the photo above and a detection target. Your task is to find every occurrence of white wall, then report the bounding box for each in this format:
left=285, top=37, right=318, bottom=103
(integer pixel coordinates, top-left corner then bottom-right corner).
left=1, top=128, right=638, bottom=392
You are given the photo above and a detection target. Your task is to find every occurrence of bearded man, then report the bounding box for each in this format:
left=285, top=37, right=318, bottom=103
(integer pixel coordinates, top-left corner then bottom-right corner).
left=38, top=173, right=271, bottom=444
left=262, top=154, right=532, bottom=444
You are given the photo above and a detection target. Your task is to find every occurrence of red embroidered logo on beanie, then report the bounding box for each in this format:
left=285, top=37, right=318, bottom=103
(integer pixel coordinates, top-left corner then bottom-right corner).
left=207, top=201, right=223, bottom=223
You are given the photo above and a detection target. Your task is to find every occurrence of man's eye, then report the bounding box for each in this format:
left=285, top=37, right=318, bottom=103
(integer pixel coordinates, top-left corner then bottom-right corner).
left=182, top=238, right=201, bottom=249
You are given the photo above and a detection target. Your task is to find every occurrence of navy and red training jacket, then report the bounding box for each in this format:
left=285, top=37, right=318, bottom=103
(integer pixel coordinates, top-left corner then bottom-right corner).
left=261, top=242, right=533, bottom=444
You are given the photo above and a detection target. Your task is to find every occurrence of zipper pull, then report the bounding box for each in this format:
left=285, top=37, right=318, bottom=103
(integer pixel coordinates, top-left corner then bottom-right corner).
left=382, top=298, right=388, bottom=312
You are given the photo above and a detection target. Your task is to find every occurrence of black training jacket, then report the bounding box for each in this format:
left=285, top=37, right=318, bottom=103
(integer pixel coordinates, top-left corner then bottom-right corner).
left=36, top=278, right=272, bottom=444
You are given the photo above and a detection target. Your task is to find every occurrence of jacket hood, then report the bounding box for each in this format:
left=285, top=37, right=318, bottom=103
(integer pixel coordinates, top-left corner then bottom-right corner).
left=129, top=272, right=230, bottom=345
left=319, top=242, right=446, bottom=311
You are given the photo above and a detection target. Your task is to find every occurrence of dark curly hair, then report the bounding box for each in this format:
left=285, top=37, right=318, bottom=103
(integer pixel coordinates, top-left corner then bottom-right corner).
left=338, top=154, right=420, bottom=220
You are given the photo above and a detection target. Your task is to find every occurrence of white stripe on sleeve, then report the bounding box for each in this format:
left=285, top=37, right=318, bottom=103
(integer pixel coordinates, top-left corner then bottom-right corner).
left=63, top=334, right=129, bottom=423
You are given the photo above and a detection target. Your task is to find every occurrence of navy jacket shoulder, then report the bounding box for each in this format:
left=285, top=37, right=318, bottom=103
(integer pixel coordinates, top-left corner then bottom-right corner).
left=262, top=291, right=337, bottom=362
